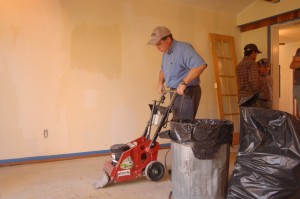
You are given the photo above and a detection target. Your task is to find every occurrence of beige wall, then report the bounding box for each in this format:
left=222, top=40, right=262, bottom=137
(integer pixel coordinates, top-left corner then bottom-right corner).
left=237, top=0, right=299, bottom=26
left=0, top=0, right=241, bottom=160
left=237, top=0, right=300, bottom=56
left=237, top=0, right=300, bottom=58
left=239, top=27, right=269, bottom=60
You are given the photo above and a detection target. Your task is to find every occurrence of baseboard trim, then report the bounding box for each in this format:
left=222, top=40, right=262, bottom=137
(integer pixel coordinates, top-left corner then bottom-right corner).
left=0, top=143, right=171, bottom=167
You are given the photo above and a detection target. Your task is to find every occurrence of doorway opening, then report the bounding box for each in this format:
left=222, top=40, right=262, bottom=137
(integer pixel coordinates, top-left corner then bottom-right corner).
left=270, top=19, right=300, bottom=114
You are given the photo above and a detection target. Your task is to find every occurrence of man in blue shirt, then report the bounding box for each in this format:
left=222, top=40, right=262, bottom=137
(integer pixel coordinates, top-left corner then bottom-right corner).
left=147, top=26, right=207, bottom=119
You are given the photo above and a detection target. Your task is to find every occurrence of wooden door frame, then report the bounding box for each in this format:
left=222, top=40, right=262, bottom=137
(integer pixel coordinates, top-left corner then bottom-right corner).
left=209, top=33, right=239, bottom=145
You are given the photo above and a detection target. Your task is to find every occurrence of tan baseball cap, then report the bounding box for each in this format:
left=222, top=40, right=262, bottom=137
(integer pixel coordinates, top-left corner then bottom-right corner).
left=147, top=26, right=171, bottom=45
left=257, top=58, right=270, bottom=67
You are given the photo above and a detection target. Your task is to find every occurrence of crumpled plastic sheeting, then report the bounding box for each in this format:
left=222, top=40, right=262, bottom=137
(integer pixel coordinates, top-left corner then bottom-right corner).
left=170, top=119, right=233, bottom=159
left=227, top=107, right=300, bottom=199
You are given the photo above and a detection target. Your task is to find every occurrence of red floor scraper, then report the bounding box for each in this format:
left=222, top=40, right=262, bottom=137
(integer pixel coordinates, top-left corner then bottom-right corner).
left=95, top=90, right=177, bottom=188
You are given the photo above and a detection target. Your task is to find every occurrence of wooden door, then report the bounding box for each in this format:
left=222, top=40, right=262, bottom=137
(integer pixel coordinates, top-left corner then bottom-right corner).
left=209, top=33, right=240, bottom=144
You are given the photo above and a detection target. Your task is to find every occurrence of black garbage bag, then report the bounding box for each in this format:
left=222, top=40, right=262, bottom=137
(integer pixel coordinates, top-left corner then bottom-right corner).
left=238, top=92, right=260, bottom=107
left=169, top=119, right=233, bottom=159
left=227, top=107, right=300, bottom=199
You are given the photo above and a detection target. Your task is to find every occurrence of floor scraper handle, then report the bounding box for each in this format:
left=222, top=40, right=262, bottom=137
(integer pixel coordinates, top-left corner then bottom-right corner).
left=148, top=90, right=177, bottom=148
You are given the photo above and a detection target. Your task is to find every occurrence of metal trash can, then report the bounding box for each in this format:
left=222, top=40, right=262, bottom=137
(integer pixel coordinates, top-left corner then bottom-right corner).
left=170, top=119, right=233, bottom=199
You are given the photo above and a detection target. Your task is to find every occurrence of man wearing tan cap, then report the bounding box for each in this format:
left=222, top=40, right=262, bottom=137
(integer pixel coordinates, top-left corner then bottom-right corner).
left=147, top=26, right=207, bottom=120
left=257, top=58, right=272, bottom=109
left=290, top=48, right=300, bottom=117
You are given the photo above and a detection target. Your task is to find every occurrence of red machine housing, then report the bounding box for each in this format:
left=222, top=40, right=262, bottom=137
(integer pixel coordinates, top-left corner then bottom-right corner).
left=103, top=136, right=160, bottom=183
left=95, top=90, right=176, bottom=188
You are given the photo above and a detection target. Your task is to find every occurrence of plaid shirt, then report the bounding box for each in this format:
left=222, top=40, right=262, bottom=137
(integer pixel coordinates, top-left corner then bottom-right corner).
left=236, top=57, right=260, bottom=100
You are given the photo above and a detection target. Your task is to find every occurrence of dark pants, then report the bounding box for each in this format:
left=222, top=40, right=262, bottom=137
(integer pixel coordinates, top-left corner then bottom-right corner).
left=171, top=85, right=201, bottom=120
left=259, top=99, right=272, bottom=109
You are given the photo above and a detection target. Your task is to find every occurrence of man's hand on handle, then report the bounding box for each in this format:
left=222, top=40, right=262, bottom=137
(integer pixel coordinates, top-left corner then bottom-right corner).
left=157, top=84, right=165, bottom=95
left=177, top=84, right=187, bottom=95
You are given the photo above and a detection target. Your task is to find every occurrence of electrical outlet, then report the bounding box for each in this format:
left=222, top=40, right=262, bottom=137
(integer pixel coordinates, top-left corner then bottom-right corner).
left=43, top=129, right=48, bottom=138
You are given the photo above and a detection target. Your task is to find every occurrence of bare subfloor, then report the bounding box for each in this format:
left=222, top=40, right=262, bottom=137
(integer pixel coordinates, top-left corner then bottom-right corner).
left=0, top=148, right=237, bottom=199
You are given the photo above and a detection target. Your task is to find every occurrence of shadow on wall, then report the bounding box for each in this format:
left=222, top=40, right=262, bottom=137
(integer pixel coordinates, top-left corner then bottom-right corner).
left=70, top=24, right=122, bottom=78
left=60, top=0, right=122, bottom=79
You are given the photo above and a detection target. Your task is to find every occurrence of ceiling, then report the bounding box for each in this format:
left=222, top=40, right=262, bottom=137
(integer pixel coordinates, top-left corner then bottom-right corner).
left=170, top=0, right=256, bottom=15
left=279, top=22, right=300, bottom=44
left=170, top=0, right=300, bottom=44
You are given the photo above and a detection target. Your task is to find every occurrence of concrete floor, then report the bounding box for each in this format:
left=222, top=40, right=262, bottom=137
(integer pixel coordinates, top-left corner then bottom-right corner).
left=0, top=148, right=238, bottom=199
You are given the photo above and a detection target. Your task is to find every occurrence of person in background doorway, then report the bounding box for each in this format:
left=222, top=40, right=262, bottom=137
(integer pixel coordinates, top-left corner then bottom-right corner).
left=147, top=26, right=207, bottom=120
left=236, top=43, right=261, bottom=107
left=257, top=58, right=272, bottom=109
left=290, top=48, right=300, bottom=117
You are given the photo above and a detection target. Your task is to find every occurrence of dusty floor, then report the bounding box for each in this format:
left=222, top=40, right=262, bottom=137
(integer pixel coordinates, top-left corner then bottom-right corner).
left=0, top=148, right=237, bottom=199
